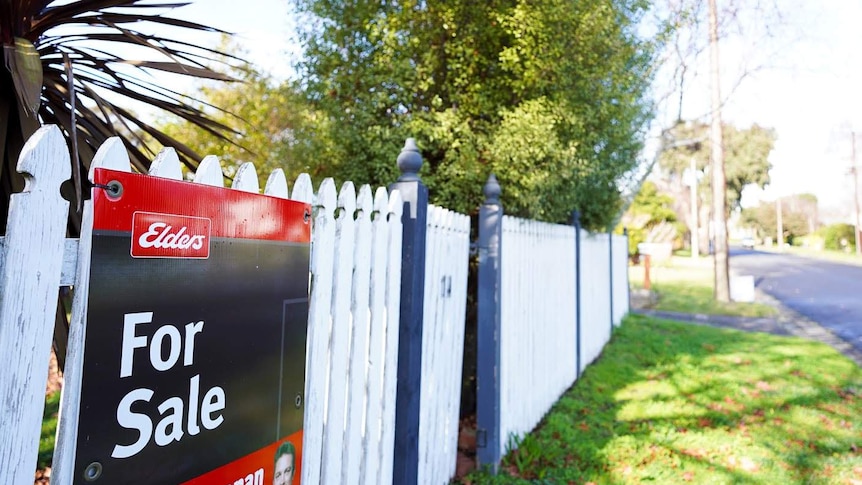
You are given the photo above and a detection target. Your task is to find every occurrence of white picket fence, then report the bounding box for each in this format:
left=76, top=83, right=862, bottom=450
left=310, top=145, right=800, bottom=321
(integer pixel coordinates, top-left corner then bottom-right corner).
left=418, top=206, right=471, bottom=484
left=499, top=217, right=578, bottom=452
left=611, top=234, right=630, bottom=326
left=2, top=126, right=630, bottom=484
left=579, top=231, right=614, bottom=369
left=0, top=126, right=421, bottom=485
left=301, top=181, right=405, bottom=485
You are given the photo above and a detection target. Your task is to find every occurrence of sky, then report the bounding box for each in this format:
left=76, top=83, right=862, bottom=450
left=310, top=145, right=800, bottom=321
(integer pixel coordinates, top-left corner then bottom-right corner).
left=142, top=0, right=862, bottom=223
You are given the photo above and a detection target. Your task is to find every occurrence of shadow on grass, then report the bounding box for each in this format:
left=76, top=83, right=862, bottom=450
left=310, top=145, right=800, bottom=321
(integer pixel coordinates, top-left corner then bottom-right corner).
left=460, top=314, right=862, bottom=484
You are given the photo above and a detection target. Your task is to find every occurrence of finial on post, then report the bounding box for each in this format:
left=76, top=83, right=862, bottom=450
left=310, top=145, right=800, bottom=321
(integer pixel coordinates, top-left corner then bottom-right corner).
left=396, top=138, right=423, bottom=182
left=483, top=174, right=501, bottom=205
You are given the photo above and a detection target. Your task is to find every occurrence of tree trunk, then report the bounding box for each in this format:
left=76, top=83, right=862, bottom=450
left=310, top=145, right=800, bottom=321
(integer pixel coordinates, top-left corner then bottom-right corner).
left=709, top=0, right=730, bottom=302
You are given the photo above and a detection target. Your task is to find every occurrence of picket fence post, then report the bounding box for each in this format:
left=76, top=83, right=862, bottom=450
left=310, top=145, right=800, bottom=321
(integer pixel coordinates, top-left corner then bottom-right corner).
left=476, top=174, right=503, bottom=472
left=390, top=138, right=428, bottom=484
left=572, top=210, right=582, bottom=378
left=608, top=228, right=614, bottom=336
left=0, top=126, right=70, bottom=485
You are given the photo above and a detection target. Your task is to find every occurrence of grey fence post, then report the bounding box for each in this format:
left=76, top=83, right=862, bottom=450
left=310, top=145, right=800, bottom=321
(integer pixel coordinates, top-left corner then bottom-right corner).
left=572, top=211, right=582, bottom=378
left=390, top=138, right=428, bottom=485
left=476, top=174, right=503, bottom=472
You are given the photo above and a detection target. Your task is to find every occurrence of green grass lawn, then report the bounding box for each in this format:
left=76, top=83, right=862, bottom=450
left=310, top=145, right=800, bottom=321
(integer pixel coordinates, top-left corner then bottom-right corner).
left=629, top=257, right=777, bottom=318
left=462, top=315, right=862, bottom=484
left=39, top=391, right=60, bottom=470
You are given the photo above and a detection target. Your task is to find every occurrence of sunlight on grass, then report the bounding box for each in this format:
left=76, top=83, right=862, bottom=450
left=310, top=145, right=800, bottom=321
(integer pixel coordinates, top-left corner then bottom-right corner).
left=462, top=315, right=862, bottom=484
left=629, top=257, right=777, bottom=318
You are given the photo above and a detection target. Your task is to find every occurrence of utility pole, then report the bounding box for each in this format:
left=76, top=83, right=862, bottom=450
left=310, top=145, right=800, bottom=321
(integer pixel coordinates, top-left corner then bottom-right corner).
left=690, top=156, right=699, bottom=259
left=852, top=133, right=861, bottom=255
left=708, top=0, right=730, bottom=302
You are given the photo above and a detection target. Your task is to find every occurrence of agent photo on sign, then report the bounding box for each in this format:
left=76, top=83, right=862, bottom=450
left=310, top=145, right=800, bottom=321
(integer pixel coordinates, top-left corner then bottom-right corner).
left=273, top=441, right=295, bottom=485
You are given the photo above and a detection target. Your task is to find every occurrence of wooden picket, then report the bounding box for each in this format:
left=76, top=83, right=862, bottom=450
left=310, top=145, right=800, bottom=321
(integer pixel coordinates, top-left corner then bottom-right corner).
left=579, top=230, right=613, bottom=369
left=498, top=216, right=578, bottom=452
left=417, top=205, right=471, bottom=484
left=0, top=126, right=70, bottom=484
left=611, top=234, right=630, bottom=326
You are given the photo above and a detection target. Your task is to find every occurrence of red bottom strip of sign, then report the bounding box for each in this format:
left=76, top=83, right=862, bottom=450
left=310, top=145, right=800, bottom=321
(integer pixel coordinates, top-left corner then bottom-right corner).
left=180, top=430, right=303, bottom=485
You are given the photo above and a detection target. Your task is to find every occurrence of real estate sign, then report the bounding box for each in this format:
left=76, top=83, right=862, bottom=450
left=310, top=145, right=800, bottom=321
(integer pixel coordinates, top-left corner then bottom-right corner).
left=73, top=168, right=310, bottom=485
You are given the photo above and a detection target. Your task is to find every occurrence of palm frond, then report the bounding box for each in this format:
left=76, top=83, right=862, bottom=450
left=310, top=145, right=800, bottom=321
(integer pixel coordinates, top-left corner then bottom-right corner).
left=2, top=0, right=244, bottom=174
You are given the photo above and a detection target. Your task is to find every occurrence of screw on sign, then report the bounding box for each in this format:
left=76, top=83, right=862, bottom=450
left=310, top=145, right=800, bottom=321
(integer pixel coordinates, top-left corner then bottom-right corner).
left=73, top=169, right=309, bottom=484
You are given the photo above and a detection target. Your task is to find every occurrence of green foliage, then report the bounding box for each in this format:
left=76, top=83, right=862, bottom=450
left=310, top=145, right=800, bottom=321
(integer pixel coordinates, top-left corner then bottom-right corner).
left=294, top=0, right=658, bottom=229
left=619, top=180, right=678, bottom=254
left=461, top=315, right=862, bottom=483
left=660, top=121, right=776, bottom=213
left=818, top=223, right=857, bottom=252
left=157, top=41, right=321, bottom=181
left=741, top=194, right=818, bottom=244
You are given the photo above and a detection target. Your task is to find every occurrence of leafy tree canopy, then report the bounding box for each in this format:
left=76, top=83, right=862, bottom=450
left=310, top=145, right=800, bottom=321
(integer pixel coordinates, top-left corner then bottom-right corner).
left=659, top=120, right=776, bottom=212
left=156, top=40, right=323, bottom=181
left=740, top=194, right=818, bottom=244
left=294, top=0, right=659, bottom=230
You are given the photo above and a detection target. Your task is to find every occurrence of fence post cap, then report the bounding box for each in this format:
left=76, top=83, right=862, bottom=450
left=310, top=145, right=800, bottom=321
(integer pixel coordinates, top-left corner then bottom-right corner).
left=396, top=138, right=423, bottom=182
left=483, top=173, right=501, bottom=204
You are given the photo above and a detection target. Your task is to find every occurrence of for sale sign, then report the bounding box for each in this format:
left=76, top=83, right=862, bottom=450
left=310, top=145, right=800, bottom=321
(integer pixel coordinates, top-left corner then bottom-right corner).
left=73, top=169, right=310, bottom=485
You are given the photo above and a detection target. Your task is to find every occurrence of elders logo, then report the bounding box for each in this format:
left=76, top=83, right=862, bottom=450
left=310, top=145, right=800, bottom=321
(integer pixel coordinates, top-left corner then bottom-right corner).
left=131, top=212, right=211, bottom=259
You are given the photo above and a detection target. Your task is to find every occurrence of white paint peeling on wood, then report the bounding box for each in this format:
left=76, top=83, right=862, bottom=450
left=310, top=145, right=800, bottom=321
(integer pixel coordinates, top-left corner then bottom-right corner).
left=60, top=238, right=79, bottom=286
left=0, top=126, right=71, bottom=485
left=53, top=133, right=132, bottom=485
left=264, top=169, right=289, bottom=198
left=320, top=181, right=356, bottom=485
left=148, top=148, right=183, bottom=180
left=291, top=173, right=314, bottom=204
left=379, top=189, right=403, bottom=484
left=87, top=137, right=130, bottom=180
left=232, top=162, right=260, bottom=193
left=301, top=177, right=336, bottom=485
left=344, top=184, right=373, bottom=485
left=361, top=187, right=390, bottom=484
left=193, top=155, right=224, bottom=187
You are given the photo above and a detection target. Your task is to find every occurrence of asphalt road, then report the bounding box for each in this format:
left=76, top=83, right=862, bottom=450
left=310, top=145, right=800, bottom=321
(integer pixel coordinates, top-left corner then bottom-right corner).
left=731, top=248, right=862, bottom=352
